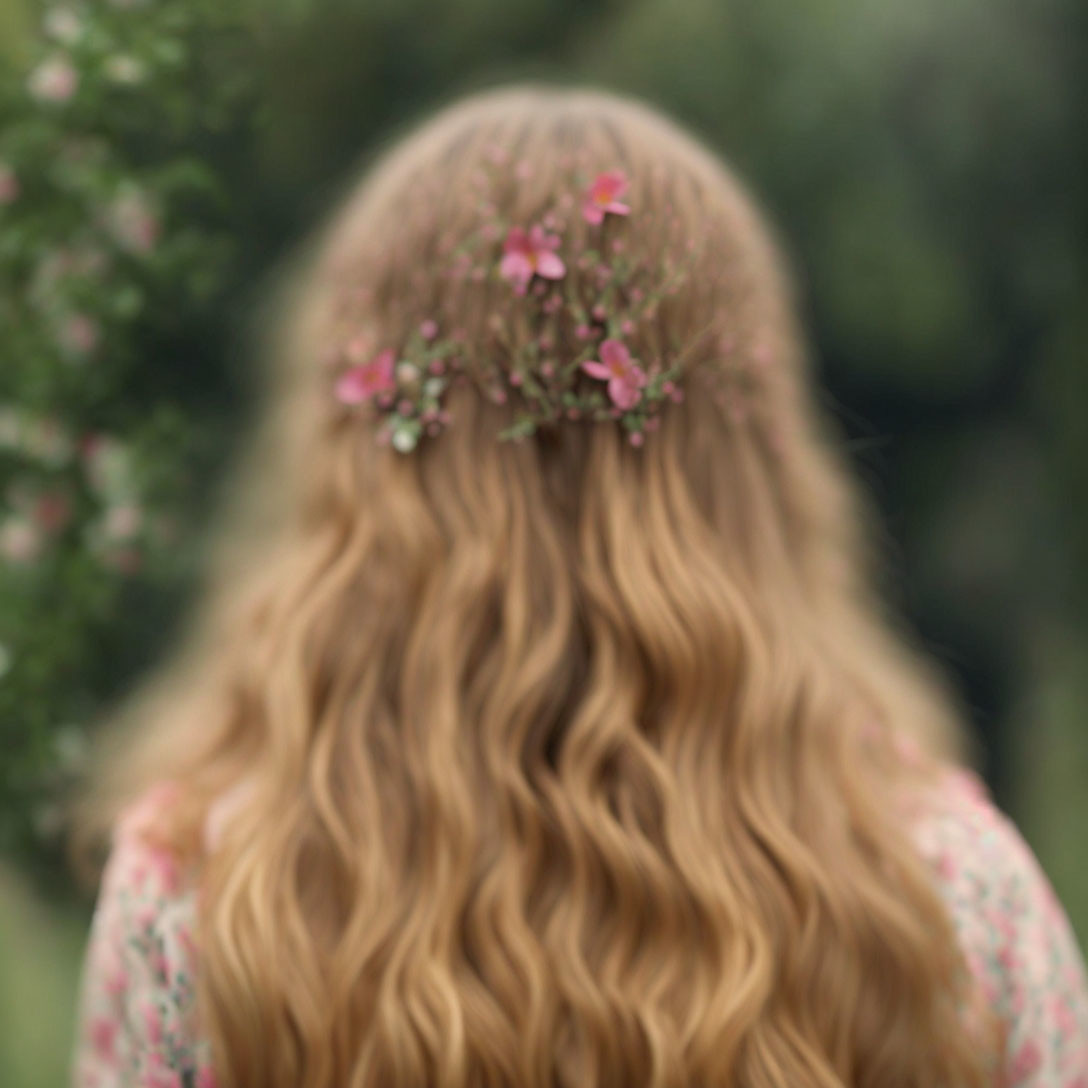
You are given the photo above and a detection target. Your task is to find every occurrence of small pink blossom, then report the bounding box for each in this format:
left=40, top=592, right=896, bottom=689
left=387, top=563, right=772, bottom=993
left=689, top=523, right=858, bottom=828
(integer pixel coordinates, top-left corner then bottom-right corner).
left=32, top=491, right=72, bottom=533
left=0, top=163, right=19, bottom=205
left=581, top=339, right=647, bottom=410
left=59, top=312, right=100, bottom=356
left=419, top=319, right=438, bottom=340
left=0, top=519, right=41, bottom=563
left=583, top=170, right=630, bottom=225
left=28, top=56, right=79, bottom=102
left=102, top=545, right=142, bottom=573
left=103, top=502, right=142, bottom=541
left=335, top=348, right=396, bottom=404
left=105, top=189, right=160, bottom=254
left=499, top=225, right=565, bottom=295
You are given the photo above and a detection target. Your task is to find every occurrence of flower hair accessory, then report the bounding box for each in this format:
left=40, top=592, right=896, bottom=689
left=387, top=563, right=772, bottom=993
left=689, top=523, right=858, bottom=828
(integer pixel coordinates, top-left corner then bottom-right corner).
left=331, top=160, right=707, bottom=453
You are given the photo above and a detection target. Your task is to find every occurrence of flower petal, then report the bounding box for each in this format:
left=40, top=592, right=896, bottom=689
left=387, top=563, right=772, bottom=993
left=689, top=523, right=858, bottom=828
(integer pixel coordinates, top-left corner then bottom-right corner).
left=599, top=339, right=630, bottom=369
left=500, top=252, right=532, bottom=287
left=581, top=360, right=611, bottom=381
left=535, top=252, right=566, bottom=280
left=335, top=367, right=370, bottom=404
left=609, top=377, right=642, bottom=410
left=502, top=226, right=529, bottom=255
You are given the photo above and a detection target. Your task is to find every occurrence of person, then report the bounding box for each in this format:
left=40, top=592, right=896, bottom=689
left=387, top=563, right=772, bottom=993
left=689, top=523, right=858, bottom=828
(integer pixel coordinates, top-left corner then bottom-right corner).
left=66, top=85, right=1088, bottom=1087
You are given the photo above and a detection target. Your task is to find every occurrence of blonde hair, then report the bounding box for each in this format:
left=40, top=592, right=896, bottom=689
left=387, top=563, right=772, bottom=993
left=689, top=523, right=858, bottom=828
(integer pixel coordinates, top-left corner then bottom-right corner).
left=69, top=84, right=1002, bottom=1086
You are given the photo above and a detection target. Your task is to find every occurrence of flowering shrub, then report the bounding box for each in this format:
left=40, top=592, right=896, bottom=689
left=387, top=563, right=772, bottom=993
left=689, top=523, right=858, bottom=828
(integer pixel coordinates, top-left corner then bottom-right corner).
left=0, top=0, right=256, bottom=876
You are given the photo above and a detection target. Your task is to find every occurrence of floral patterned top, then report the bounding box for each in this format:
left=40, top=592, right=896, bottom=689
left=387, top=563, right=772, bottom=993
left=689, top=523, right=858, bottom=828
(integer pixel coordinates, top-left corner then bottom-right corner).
left=70, top=766, right=1088, bottom=1086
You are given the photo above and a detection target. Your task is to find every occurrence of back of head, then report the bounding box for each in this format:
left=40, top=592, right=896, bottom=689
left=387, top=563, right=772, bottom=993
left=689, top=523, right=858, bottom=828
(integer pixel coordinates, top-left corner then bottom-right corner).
left=72, top=84, right=999, bottom=1086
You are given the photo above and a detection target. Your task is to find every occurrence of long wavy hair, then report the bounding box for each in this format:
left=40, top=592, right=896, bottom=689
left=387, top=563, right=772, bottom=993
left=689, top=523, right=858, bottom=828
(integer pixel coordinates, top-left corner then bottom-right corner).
left=69, top=85, right=1004, bottom=1086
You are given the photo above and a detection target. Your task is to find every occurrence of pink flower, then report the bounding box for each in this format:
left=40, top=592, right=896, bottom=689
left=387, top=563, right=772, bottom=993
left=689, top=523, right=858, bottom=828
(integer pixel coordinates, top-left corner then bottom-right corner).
left=58, top=312, right=100, bottom=356
left=0, top=518, right=42, bottom=563
left=419, top=319, right=438, bottom=341
left=583, top=171, right=630, bottom=225
left=335, top=348, right=396, bottom=404
left=581, top=339, right=647, bottom=410
left=28, top=56, right=79, bottom=103
left=32, top=491, right=72, bottom=533
left=103, top=545, right=142, bottom=574
left=0, top=163, right=19, bottom=205
left=499, top=225, right=566, bottom=295
left=103, top=503, right=142, bottom=541
left=105, top=189, right=160, bottom=254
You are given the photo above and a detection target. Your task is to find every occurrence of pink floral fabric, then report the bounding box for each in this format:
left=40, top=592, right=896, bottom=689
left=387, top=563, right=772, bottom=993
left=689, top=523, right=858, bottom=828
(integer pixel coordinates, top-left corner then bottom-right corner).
left=71, top=767, right=1088, bottom=1085
left=70, top=782, right=216, bottom=1088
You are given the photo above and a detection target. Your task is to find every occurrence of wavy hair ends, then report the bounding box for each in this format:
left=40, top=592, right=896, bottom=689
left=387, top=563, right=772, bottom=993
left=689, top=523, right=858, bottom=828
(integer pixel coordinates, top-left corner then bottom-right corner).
left=67, top=84, right=1002, bottom=1086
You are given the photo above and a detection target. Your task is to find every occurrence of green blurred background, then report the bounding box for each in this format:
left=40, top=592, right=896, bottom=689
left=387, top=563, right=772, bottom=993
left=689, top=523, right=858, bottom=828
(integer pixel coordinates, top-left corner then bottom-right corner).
left=1, top=0, right=1085, bottom=1082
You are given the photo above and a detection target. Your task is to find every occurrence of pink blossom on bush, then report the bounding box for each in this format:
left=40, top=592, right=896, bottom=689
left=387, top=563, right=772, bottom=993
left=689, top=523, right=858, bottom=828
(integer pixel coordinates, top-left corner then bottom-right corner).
left=499, top=225, right=565, bottom=295
left=103, top=503, right=143, bottom=542
left=32, top=491, right=73, bottom=534
left=581, top=339, right=648, bottom=410
left=335, top=347, right=396, bottom=404
left=582, top=170, right=630, bottom=225
left=105, top=188, right=161, bottom=255
left=0, top=519, right=42, bottom=564
left=28, top=56, right=79, bottom=103
left=0, top=163, right=19, bottom=205
left=58, top=312, right=100, bottom=357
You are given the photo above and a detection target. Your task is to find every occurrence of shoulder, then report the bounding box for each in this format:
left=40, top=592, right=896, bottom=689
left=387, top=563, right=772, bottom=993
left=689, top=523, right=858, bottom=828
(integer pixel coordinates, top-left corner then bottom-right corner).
left=909, top=766, right=1088, bottom=1085
left=72, top=780, right=215, bottom=1087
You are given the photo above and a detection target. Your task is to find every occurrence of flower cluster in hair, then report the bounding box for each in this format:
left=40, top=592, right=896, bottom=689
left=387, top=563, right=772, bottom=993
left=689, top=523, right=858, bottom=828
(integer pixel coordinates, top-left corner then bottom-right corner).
left=332, top=155, right=704, bottom=453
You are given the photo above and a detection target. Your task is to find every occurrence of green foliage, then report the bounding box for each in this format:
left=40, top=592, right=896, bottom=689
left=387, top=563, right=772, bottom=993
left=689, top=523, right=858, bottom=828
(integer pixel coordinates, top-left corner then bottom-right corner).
left=0, top=0, right=259, bottom=883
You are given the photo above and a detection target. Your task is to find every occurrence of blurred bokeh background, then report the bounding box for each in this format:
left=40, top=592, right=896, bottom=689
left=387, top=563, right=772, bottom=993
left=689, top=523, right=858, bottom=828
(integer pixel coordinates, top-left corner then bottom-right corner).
left=1, top=0, right=1085, bottom=1082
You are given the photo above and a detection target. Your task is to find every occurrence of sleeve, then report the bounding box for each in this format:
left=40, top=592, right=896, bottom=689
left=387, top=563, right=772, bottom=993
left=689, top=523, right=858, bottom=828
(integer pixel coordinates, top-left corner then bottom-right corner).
left=70, top=787, right=216, bottom=1088
left=919, top=770, right=1088, bottom=1086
